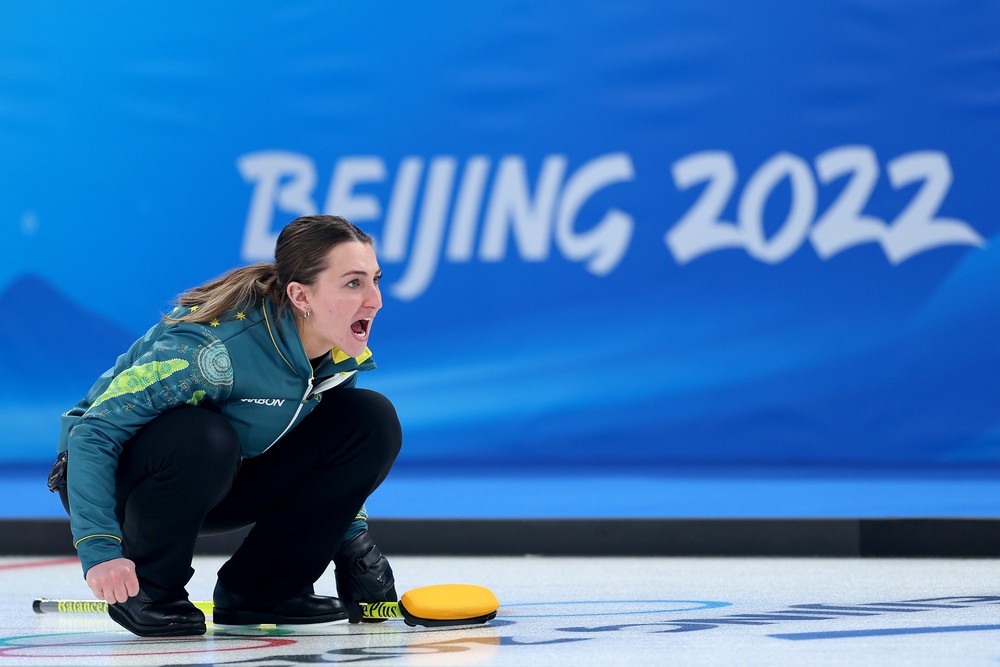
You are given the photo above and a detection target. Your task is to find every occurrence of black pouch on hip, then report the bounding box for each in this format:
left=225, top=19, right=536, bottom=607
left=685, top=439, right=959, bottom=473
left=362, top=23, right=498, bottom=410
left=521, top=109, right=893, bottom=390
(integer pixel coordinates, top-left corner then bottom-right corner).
left=47, top=451, right=68, bottom=492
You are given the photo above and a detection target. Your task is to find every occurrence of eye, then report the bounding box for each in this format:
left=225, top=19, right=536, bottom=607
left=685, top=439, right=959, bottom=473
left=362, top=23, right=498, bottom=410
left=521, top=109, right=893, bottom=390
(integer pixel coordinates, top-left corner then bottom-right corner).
left=347, top=279, right=360, bottom=288
left=374, top=273, right=382, bottom=285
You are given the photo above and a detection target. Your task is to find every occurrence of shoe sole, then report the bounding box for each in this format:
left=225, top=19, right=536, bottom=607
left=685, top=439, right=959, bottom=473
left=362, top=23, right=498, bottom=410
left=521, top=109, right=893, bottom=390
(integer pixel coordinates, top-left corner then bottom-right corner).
left=213, top=609, right=349, bottom=626
left=107, top=607, right=206, bottom=637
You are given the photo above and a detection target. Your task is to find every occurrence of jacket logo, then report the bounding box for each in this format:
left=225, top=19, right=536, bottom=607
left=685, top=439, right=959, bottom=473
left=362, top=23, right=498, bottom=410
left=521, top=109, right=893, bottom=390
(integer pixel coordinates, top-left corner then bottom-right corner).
left=240, top=398, right=286, bottom=407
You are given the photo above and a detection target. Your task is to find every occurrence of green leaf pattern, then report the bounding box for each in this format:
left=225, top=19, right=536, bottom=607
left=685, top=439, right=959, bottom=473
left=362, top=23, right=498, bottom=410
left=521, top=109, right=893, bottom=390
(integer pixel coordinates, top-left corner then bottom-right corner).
left=91, top=359, right=191, bottom=408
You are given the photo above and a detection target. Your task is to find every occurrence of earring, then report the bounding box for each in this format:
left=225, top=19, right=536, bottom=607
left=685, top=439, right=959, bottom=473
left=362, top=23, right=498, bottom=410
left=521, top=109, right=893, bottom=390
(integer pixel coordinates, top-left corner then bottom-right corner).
left=304, top=309, right=311, bottom=318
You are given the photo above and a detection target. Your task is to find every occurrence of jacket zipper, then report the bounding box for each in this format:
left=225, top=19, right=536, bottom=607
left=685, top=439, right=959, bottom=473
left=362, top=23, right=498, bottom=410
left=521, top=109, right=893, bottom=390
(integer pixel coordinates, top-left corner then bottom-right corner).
left=261, top=376, right=313, bottom=453
left=259, top=370, right=357, bottom=453
left=311, top=370, right=356, bottom=394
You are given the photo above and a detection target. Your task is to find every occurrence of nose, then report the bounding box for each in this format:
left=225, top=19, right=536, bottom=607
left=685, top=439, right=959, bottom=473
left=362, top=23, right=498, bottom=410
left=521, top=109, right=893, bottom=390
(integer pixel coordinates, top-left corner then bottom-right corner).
left=365, top=282, right=383, bottom=311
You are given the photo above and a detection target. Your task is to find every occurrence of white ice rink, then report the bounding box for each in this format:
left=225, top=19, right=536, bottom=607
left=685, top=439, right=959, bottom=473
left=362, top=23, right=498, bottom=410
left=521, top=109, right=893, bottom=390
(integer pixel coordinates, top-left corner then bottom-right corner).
left=3, top=554, right=1000, bottom=666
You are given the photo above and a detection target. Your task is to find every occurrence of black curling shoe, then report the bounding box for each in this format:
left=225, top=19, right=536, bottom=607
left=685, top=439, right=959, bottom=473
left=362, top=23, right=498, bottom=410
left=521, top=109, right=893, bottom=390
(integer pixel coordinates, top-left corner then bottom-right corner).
left=108, top=591, right=206, bottom=637
left=212, top=581, right=348, bottom=626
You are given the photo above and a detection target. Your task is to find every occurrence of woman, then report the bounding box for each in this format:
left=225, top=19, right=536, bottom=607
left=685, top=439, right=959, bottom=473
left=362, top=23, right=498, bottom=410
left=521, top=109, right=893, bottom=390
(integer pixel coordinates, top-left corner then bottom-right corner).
left=48, top=215, right=402, bottom=637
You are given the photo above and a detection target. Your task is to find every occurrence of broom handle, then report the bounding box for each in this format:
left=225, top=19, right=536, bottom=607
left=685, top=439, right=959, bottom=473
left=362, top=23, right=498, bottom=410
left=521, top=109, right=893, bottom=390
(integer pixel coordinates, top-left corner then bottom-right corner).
left=32, top=598, right=402, bottom=620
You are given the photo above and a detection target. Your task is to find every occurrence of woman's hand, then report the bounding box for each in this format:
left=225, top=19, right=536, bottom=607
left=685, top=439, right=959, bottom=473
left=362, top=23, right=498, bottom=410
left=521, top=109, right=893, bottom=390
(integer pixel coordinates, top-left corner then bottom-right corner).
left=85, top=558, right=140, bottom=603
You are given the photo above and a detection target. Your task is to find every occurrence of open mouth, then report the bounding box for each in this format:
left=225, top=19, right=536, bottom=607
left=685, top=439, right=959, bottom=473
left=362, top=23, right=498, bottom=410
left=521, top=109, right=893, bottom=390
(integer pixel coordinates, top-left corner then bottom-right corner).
left=351, top=318, right=372, bottom=340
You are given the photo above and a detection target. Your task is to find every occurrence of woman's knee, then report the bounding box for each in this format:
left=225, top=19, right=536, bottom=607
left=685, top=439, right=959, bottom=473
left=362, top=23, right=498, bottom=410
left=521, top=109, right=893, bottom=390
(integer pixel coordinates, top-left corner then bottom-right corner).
left=132, top=406, right=241, bottom=475
left=113, top=407, right=241, bottom=511
left=196, top=412, right=242, bottom=466
left=355, top=389, right=403, bottom=459
left=324, top=388, right=402, bottom=461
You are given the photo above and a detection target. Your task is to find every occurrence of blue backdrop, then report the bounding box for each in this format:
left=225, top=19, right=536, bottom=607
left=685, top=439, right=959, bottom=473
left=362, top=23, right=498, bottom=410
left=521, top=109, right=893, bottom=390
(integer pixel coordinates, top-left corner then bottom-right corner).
left=2, top=1, right=999, bottom=477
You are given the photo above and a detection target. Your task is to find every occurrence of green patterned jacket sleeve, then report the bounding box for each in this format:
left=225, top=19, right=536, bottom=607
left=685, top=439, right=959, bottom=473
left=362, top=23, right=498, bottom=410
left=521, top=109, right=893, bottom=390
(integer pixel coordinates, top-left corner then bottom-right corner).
left=67, top=327, right=234, bottom=574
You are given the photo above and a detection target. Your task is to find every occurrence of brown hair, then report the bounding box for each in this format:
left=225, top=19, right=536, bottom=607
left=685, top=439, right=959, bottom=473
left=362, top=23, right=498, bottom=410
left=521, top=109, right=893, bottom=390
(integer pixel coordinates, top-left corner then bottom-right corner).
left=168, top=215, right=372, bottom=323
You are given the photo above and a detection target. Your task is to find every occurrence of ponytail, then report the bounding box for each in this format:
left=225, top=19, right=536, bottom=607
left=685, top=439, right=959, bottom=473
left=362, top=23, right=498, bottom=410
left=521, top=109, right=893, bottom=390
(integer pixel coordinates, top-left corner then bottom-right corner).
left=166, top=263, right=282, bottom=323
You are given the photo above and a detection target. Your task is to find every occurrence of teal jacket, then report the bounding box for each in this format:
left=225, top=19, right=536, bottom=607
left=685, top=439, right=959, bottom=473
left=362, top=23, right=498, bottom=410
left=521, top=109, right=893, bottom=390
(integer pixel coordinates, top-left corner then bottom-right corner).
left=59, top=298, right=376, bottom=574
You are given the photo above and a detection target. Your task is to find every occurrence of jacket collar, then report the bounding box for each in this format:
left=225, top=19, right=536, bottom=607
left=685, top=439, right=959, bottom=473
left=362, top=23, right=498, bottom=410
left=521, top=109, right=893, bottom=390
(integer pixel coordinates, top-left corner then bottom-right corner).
left=261, top=298, right=375, bottom=377
left=321, top=346, right=375, bottom=375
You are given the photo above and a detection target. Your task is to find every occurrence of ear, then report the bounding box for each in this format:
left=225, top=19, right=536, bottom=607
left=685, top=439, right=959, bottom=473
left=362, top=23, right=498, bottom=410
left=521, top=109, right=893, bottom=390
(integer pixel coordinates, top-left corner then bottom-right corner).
left=286, top=281, right=311, bottom=315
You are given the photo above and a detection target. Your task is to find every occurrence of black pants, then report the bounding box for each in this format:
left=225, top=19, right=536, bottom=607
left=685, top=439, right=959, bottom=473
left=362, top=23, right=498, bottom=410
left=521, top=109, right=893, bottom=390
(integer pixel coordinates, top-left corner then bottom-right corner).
left=61, top=388, right=401, bottom=603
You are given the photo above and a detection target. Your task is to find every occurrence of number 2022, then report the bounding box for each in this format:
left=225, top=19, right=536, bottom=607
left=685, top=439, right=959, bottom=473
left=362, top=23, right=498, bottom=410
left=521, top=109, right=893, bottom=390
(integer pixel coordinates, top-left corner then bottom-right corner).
left=665, top=146, right=985, bottom=265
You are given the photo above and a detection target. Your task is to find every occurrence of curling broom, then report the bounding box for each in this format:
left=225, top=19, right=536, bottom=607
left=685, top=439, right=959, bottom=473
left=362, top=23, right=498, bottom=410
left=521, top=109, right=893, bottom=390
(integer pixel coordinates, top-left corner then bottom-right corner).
left=34, top=583, right=499, bottom=628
